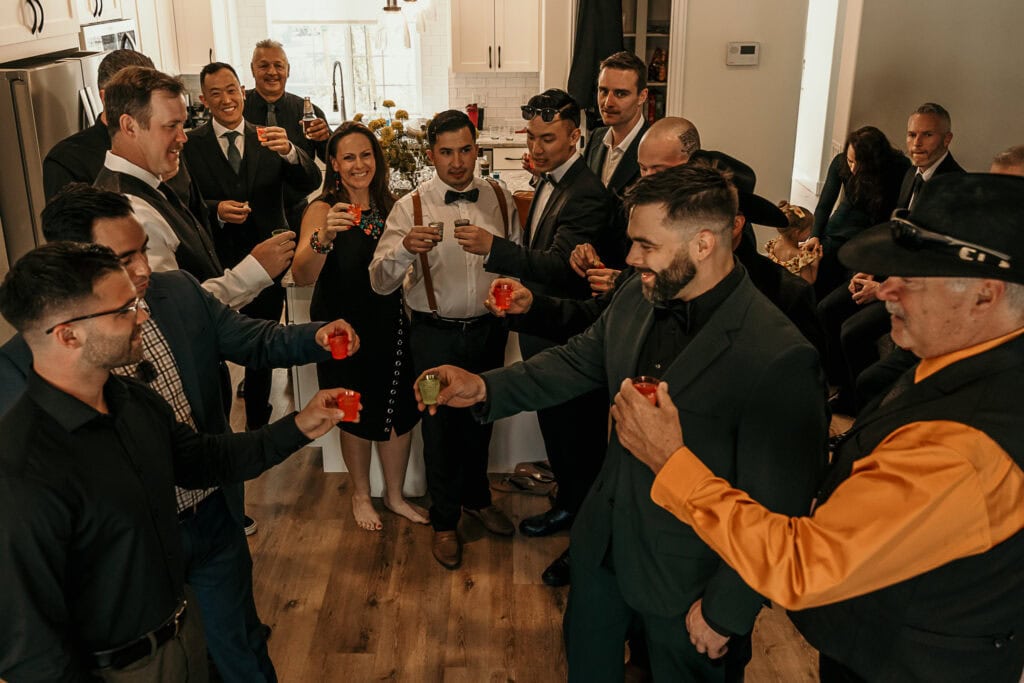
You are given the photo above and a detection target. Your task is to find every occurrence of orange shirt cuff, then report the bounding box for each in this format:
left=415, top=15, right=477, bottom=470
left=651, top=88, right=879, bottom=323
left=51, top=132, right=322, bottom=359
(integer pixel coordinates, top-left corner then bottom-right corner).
left=651, top=446, right=716, bottom=518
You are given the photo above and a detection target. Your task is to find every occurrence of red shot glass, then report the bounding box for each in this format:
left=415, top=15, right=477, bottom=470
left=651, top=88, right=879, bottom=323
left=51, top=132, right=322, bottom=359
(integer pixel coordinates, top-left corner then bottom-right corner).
left=632, top=376, right=660, bottom=406
left=336, top=389, right=361, bottom=422
left=492, top=282, right=514, bottom=311
left=256, top=126, right=268, bottom=142
left=348, top=204, right=362, bottom=224
left=329, top=331, right=349, bottom=360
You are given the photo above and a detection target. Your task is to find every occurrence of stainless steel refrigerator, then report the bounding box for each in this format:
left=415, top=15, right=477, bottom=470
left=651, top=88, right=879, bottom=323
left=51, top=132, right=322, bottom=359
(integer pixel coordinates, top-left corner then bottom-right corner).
left=0, top=50, right=107, bottom=264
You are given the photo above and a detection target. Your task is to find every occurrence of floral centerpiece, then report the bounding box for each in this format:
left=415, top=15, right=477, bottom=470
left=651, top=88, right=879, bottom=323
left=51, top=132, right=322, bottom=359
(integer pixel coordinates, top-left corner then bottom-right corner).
left=354, top=102, right=431, bottom=195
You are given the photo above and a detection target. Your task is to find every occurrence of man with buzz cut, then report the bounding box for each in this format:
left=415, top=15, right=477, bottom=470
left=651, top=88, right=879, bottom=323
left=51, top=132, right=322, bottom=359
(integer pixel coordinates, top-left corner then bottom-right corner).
left=370, top=109, right=521, bottom=570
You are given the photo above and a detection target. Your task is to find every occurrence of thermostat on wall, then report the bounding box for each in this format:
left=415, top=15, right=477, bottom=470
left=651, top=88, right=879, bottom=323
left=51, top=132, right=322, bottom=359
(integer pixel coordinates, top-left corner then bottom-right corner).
left=726, top=42, right=760, bottom=66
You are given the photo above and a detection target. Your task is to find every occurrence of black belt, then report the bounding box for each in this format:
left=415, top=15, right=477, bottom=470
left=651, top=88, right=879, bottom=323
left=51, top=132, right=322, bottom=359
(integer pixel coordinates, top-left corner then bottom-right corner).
left=177, top=490, right=218, bottom=522
left=411, top=311, right=492, bottom=331
left=91, top=600, right=187, bottom=670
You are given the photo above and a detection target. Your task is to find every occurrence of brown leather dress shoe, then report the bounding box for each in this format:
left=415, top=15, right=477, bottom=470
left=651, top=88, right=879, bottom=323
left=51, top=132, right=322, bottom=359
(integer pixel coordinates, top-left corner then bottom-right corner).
left=432, top=530, right=462, bottom=569
left=464, top=505, right=515, bottom=537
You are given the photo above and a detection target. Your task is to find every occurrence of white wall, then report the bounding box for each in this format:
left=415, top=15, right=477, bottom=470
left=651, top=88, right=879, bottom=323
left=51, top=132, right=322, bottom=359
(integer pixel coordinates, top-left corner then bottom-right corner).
left=675, top=0, right=810, bottom=206
left=833, top=0, right=1024, bottom=172
left=792, top=0, right=840, bottom=193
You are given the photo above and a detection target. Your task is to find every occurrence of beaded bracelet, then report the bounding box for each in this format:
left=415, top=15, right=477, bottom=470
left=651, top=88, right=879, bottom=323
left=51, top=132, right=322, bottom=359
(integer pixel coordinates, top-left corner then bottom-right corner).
left=310, top=230, right=334, bottom=255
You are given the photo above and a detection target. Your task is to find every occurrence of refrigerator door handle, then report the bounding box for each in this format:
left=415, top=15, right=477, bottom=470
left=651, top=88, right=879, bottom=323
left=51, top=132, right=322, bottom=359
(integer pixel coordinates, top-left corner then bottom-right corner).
left=26, top=0, right=38, bottom=34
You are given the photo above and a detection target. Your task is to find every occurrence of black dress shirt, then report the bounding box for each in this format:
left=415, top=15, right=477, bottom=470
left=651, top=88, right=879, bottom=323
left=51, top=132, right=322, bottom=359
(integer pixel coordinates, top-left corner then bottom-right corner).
left=0, top=371, right=308, bottom=680
left=636, top=263, right=743, bottom=377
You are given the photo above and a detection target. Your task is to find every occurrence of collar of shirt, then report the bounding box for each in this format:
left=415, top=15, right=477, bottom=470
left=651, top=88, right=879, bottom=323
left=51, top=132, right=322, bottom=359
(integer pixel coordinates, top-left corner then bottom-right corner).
left=104, top=150, right=162, bottom=188
left=548, top=151, right=581, bottom=184
left=211, top=117, right=246, bottom=139
left=652, top=261, right=744, bottom=334
left=603, top=114, right=645, bottom=155
left=919, top=150, right=950, bottom=182
left=915, top=325, right=1024, bottom=383
left=25, top=368, right=130, bottom=432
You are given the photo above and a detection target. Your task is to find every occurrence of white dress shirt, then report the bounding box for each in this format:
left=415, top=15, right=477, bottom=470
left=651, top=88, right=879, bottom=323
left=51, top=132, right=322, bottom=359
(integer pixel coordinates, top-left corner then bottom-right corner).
left=909, top=150, right=950, bottom=206
left=103, top=151, right=272, bottom=309
left=370, top=174, right=522, bottom=318
left=530, top=151, right=580, bottom=247
left=600, top=115, right=644, bottom=187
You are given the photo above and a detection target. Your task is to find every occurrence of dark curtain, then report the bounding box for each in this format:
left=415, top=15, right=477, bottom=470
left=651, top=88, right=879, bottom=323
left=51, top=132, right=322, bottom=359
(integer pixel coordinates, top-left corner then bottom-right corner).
left=567, top=0, right=624, bottom=132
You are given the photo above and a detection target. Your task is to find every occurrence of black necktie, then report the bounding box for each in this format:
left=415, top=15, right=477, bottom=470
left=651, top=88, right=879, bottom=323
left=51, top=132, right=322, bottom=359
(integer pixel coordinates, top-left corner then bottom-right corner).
left=908, top=173, right=925, bottom=208
left=223, top=131, right=242, bottom=174
left=266, top=102, right=277, bottom=126
left=444, top=188, right=480, bottom=204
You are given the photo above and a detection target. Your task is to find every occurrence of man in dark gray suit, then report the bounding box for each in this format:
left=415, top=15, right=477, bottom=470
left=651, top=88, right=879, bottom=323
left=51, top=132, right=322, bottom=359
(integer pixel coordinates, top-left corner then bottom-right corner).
left=418, top=164, right=828, bottom=681
left=0, top=185, right=357, bottom=682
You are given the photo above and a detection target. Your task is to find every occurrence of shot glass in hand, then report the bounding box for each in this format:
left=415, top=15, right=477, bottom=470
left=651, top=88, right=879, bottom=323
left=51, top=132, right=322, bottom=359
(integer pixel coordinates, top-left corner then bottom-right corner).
left=632, top=376, right=660, bottom=406
left=256, top=126, right=268, bottom=142
left=419, top=372, right=441, bottom=406
left=329, top=331, right=350, bottom=360
left=429, top=221, right=444, bottom=242
left=492, top=282, right=514, bottom=311
left=348, top=204, right=362, bottom=224
left=336, top=389, right=361, bottom=422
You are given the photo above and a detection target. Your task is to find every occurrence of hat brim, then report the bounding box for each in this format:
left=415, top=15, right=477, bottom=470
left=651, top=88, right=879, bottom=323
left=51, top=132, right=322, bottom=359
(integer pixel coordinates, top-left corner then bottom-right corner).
left=839, top=223, right=1024, bottom=283
left=741, top=192, right=788, bottom=228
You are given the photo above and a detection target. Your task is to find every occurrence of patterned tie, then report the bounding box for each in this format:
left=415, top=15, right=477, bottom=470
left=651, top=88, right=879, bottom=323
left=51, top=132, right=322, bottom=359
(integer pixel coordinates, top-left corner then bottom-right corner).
left=223, top=131, right=241, bottom=174
left=266, top=102, right=277, bottom=126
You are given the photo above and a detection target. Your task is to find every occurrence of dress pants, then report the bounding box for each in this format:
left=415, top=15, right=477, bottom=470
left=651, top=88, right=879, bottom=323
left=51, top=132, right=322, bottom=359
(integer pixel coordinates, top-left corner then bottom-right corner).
left=179, top=490, right=277, bottom=683
left=564, top=551, right=751, bottom=682
left=410, top=315, right=507, bottom=531
left=239, top=284, right=286, bottom=430
left=818, top=284, right=890, bottom=407
left=534, top=389, right=609, bottom=513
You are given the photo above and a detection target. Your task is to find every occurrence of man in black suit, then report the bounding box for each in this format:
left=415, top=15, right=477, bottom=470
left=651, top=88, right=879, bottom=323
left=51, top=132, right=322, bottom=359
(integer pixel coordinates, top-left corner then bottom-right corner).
left=484, top=89, right=614, bottom=571
left=582, top=51, right=649, bottom=267
left=897, top=102, right=965, bottom=210
left=423, top=164, right=827, bottom=681
left=0, top=184, right=356, bottom=682
left=244, top=39, right=331, bottom=232
left=185, top=62, right=322, bottom=429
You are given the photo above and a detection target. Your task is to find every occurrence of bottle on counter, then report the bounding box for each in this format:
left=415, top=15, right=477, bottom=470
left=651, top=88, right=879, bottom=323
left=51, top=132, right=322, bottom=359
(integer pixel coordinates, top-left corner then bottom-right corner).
left=301, top=97, right=316, bottom=138
left=491, top=171, right=507, bottom=192
left=480, top=154, right=491, bottom=177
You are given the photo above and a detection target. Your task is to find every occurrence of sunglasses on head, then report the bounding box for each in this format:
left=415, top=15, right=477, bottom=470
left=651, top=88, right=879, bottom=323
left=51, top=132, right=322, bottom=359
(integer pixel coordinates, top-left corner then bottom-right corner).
left=889, top=209, right=1012, bottom=271
left=521, top=102, right=574, bottom=122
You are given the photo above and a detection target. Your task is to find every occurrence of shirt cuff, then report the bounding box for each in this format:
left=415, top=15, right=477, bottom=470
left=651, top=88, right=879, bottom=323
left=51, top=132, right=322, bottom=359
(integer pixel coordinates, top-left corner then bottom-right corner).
left=281, top=145, right=299, bottom=164
left=650, top=446, right=716, bottom=514
left=235, top=253, right=275, bottom=288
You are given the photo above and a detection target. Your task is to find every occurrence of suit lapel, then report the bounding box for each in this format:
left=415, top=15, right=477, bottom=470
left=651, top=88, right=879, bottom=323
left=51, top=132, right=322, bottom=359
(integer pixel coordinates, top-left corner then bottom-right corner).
left=198, top=125, right=236, bottom=189
left=587, top=128, right=609, bottom=175
left=607, top=123, right=645, bottom=194
left=145, top=276, right=205, bottom=416
left=531, top=157, right=584, bottom=247
left=243, top=122, right=263, bottom=191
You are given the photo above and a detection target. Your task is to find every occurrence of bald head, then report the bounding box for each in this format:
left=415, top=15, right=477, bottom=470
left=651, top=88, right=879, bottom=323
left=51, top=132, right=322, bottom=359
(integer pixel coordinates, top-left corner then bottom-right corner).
left=637, top=117, right=701, bottom=177
left=991, top=145, right=1024, bottom=176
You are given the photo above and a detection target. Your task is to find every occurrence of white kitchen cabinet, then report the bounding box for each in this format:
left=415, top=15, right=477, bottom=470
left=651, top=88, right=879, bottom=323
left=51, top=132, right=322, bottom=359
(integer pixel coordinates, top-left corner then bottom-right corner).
left=171, top=0, right=238, bottom=75
left=451, top=0, right=539, bottom=73
left=0, top=0, right=80, bottom=62
left=123, top=0, right=180, bottom=73
left=77, top=0, right=123, bottom=24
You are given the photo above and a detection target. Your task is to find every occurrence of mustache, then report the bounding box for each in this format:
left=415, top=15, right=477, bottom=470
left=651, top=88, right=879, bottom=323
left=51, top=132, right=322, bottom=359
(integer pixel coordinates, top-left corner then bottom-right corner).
left=885, top=302, right=904, bottom=317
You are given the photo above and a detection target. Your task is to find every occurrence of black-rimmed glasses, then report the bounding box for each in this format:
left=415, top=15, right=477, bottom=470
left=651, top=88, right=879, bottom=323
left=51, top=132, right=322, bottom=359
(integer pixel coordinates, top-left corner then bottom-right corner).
left=521, top=102, right=574, bottom=122
left=45, top=297, right=150, bottom=335
left=889, top=210, right=1012, bottom=271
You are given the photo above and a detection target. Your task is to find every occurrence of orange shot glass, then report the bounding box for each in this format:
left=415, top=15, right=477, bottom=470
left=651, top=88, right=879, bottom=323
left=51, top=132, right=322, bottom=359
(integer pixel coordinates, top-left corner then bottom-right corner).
left=348, top=204, right=362, bottom=224
left=256, top=126, right=269, bottom=142
left=492, top=282, right=514, bottom=311
left=329, top=331, right=349, bottom=360
left=632, top=376, right=660, bottom=406
left=336, top=389, right=361, bottom=422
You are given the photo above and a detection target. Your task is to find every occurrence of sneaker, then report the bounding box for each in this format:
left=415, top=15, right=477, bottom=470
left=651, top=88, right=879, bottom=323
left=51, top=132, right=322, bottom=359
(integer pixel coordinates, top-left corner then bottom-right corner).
left=243, top=515, right=258, bottom=536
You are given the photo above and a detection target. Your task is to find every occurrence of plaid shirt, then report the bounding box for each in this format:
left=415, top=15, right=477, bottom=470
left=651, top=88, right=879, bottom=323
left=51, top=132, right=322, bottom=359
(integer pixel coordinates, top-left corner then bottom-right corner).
left=112, top=317, right=217, bottom=513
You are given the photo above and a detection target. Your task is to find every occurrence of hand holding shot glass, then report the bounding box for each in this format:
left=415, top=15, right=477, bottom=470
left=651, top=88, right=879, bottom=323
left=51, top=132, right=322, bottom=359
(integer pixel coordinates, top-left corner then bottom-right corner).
left=335, top=389, right=361, bottom=422
left=325, top=203, right=360, bottom=236
left=632, top=376, right=661, bottom=406
left=484, top=278, right=531, bottom=317
left=413, top=365, right=488, bottom=415
left=314, top=320, right=360, bottom=359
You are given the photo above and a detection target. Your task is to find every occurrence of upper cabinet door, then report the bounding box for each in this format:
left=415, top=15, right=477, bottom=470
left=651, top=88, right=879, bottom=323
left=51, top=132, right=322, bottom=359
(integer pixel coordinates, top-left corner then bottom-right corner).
left=494, top=0, right=538, bottom=72
left=36, top=0, right=80, bottom=38
left=451, top=0, right=496, bottom=73
left=77, top=0, right=122, bottom=23
left=0, top=2, right=39, bottom=47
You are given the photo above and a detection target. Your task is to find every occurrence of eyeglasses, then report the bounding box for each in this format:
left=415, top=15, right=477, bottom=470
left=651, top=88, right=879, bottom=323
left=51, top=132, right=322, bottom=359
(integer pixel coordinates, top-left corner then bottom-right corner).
left=521, top=102, right=574, bottom=122
left=889, top=210, right=1012, bottom=271
left=45, top=297, right=150, bottom=335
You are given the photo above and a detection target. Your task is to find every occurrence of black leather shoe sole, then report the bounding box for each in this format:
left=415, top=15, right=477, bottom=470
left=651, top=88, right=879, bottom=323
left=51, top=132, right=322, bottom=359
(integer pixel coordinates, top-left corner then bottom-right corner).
left=541, top=550, right=570, bottom=587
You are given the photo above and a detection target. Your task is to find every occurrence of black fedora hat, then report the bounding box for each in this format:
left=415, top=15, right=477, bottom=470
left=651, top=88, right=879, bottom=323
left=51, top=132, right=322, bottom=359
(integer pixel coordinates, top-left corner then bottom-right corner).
left=839, top=173, right=1024, bottom=284
left=689, top=150, right=788, bottom=228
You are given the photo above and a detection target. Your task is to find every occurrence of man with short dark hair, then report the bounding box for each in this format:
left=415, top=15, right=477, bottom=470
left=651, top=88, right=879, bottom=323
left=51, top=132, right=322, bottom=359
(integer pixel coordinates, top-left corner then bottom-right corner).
left=0, top=183, right=358, bottom=682
left=186, top=61, right=321, bottom=430
left=244, top=39, right=331, bottom=232
left=96, top=66, right=293, bottom=311
left=426, top=164, right=827, bottom=681
left=0, top=241, right=346, bottom=681
left=369, top=109, right=520, bottom=569
left=617, top=173, right=1024, bottom=681
left=897, top=102, right=964, bottom=209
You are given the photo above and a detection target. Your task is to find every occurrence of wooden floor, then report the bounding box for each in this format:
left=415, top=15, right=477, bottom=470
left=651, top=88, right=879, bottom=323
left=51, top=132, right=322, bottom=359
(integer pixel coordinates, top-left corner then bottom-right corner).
left=235, top=368, right=821, bottom=682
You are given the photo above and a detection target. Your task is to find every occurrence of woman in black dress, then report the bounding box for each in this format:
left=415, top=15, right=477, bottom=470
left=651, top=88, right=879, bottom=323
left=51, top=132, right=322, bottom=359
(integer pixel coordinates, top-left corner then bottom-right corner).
left=292, top=123, right=426, bottom=530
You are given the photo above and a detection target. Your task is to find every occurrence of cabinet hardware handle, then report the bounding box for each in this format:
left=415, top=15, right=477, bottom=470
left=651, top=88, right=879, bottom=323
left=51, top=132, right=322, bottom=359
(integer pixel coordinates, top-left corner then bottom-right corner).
left=488, top=46, right=492, bottom=69
left=34, top=0, right=44, bottom=32
left=100, top=0, right=105, bottom=16
left=498, top=46, right=501, bottom=69
left=26, top=0, right=38, bottom=33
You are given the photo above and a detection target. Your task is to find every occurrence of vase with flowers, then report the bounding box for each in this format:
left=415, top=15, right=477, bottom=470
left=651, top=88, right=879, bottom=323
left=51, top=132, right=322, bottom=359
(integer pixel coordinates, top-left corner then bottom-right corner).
left=354, top=105, right=431, bottom=196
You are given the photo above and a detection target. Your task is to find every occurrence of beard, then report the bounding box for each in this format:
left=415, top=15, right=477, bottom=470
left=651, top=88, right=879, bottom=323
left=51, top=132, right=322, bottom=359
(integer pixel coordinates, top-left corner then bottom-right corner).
left=84, top=324, right=145, bottom=370
left=640, top=248, right=697, bottom=305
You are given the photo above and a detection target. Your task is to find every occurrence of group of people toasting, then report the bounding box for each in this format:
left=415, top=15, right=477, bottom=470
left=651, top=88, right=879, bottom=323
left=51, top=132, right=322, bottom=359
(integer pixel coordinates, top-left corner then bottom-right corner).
left=1, top=34, right=1022, bottom=683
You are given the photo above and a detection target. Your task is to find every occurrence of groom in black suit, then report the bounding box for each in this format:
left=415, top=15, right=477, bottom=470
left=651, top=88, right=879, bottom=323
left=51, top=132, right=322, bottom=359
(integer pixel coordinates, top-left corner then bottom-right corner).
left=424, top=164, right=828, bottom=681
left=184, top=62, right=322, bottom=429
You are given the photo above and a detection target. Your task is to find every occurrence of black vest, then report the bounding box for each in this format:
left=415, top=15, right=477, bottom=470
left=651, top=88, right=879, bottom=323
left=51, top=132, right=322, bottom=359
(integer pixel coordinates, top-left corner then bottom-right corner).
left=790, top=335, right=1024, bottom=682
left=94, top=167, right=223, bottom=283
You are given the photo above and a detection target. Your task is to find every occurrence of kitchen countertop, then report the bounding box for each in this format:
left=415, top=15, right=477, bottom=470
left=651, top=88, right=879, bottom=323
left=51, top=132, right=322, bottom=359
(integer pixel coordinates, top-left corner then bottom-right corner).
left=476, top=134, right=527, bottom=148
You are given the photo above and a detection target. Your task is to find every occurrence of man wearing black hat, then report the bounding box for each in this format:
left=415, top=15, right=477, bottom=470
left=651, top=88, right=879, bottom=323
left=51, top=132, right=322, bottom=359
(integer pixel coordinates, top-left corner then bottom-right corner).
left=418, top=164, right=828, bottom=681
left=617, top=173, right=1024, bottom=681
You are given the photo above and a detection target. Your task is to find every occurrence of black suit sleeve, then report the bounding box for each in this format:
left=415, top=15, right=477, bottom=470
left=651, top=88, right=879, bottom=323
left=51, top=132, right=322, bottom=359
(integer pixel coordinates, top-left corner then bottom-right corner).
left=700, top=343, right=828, bottom=634
left=42, top=155, right=81, bottom=202
left=282, top=145, right=323, bottom=195
left=485, top=181, right=613, bottom=292
left=509, top=270, right=634, bottom=344
left=812, top=154, right=844, bottom=238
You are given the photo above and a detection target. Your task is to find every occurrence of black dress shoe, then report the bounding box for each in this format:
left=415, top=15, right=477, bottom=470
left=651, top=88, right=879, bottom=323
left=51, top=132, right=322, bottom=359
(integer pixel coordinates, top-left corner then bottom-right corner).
left=541, top=549, right=570, bottom=587
left=519, top=507, right=574, bottom=537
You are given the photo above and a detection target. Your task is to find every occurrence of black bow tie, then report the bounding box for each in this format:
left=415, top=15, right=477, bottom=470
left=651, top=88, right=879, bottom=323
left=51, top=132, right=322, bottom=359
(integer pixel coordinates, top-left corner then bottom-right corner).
left=444, top=188, right=480, bottom=204
left=541, top=173, right=558, bottom=187
left=653, top=299, right=693, bottom=334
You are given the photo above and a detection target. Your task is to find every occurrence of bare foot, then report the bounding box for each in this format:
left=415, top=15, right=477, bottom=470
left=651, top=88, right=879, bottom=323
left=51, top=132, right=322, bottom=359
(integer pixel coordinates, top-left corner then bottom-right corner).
left=383, top=496, right=430, bottom=525
left=352, top=494, right=383, bottom=531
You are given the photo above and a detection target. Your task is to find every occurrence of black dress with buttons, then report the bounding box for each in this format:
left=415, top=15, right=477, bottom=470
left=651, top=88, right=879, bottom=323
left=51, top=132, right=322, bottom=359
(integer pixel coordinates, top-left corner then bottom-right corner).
left=309, top=205, right=419, bottom=440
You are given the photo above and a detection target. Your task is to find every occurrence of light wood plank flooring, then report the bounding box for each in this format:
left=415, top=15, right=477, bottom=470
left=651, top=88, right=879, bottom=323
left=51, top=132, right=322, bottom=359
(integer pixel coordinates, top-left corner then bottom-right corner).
left=236, top=367, right=820, bottom=682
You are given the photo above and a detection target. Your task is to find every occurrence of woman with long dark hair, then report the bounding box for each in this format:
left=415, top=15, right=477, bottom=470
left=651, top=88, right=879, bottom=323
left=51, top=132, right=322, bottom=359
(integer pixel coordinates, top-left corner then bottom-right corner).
left=292, top=122, right=426, bottom=530
left=804, top=126, right=909, bottom=296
